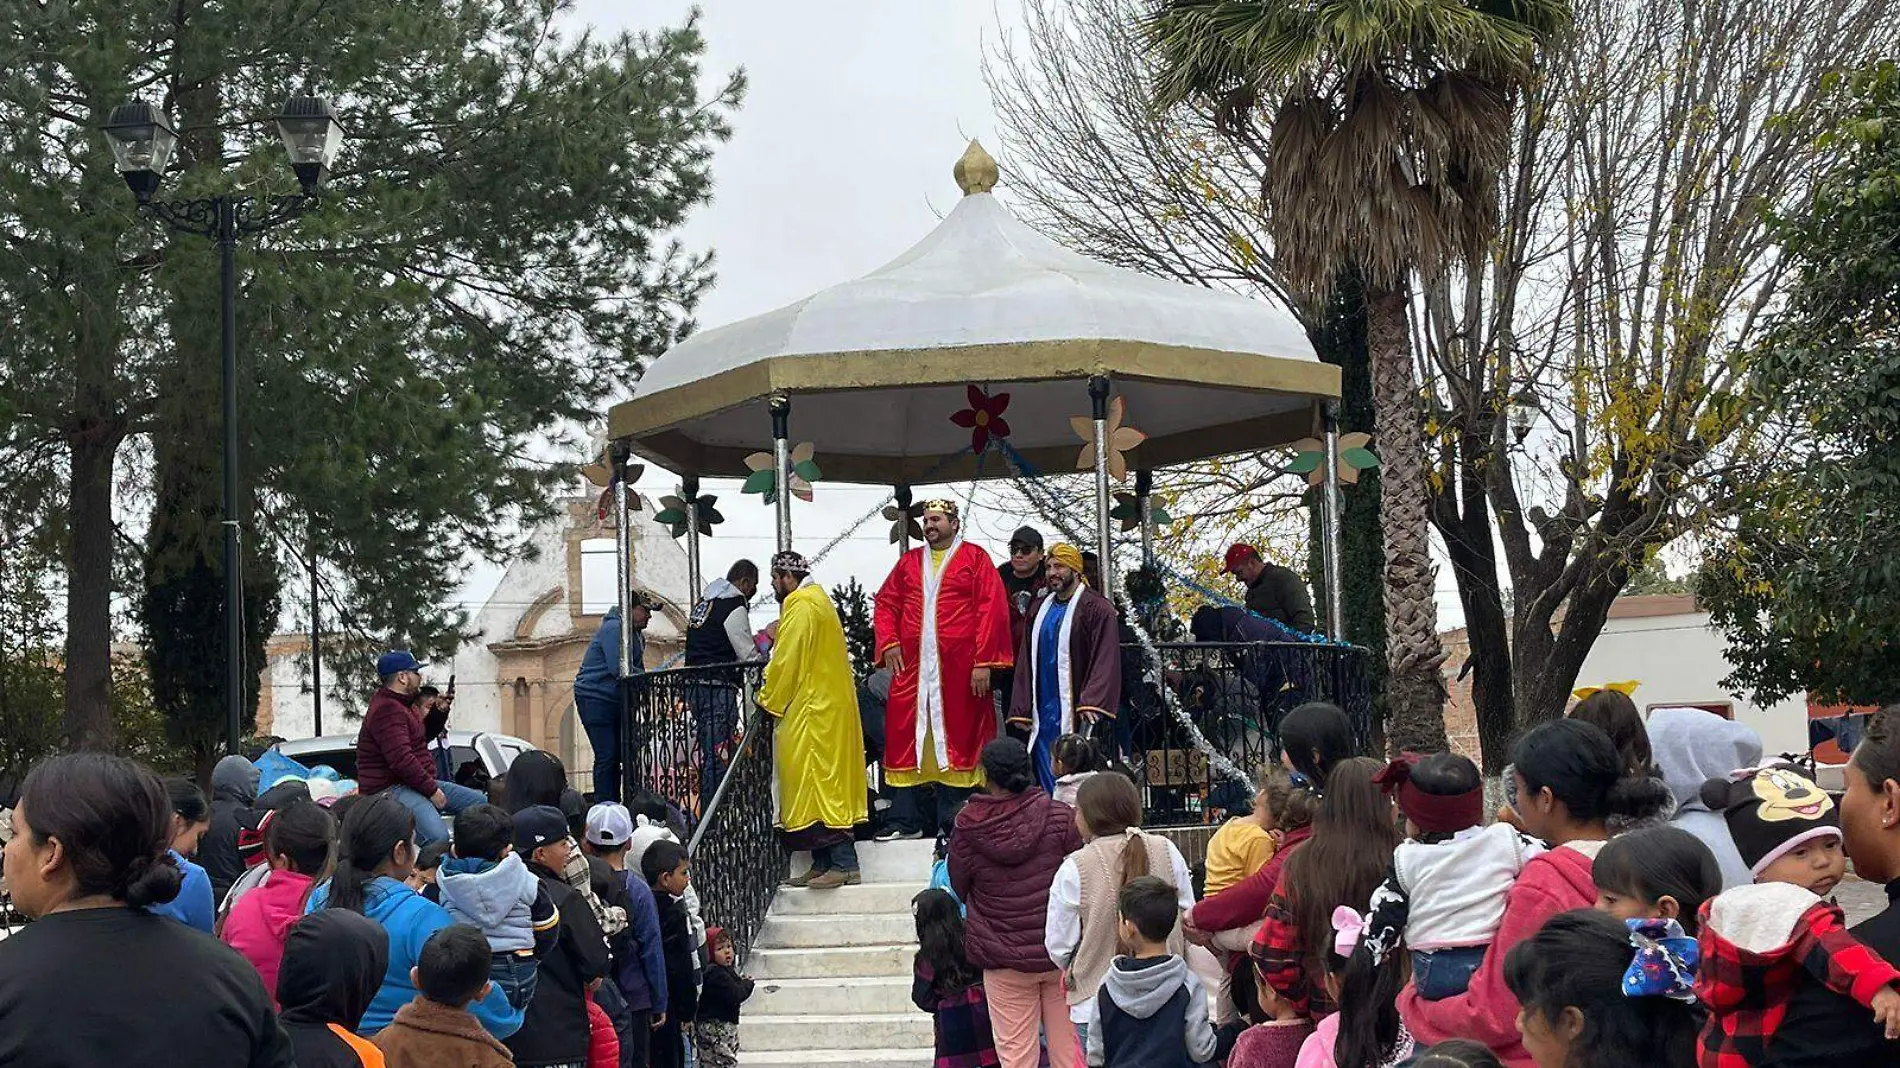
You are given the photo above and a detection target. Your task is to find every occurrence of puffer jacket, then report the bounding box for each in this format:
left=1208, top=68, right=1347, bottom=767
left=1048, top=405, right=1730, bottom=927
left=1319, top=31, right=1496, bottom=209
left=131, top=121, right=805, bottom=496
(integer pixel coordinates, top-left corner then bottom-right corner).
left=205, top=755, right=261, bottom=902
left=221, top=869, right=319, bottom=1005
left=949, top=789, right=1082, bottom=973
left=436, top=852, right=546, bottom=952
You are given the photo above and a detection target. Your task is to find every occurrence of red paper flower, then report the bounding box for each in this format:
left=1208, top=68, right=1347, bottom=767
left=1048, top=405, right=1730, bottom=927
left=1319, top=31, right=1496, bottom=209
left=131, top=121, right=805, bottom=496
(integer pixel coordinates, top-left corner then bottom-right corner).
left=950, top=384, right=1012, bottom=454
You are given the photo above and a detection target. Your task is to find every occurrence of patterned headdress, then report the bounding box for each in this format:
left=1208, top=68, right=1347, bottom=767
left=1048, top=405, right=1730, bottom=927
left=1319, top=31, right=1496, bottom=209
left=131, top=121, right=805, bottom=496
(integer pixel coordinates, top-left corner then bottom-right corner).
left=921, top=499, right=960, bottom=520
left=771, top=550, right=811, bottom=575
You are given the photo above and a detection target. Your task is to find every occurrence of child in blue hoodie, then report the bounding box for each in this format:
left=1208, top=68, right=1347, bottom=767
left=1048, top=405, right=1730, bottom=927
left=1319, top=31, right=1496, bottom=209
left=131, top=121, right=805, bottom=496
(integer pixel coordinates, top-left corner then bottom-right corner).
left=436, top=803, right=561, bottom=1010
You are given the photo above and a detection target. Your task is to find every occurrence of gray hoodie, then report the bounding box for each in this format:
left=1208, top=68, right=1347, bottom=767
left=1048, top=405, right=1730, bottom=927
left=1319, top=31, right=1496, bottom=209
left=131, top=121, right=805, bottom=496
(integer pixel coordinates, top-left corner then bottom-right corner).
left=437, top=852, right=542, bottom=951
left=1083, top=954, right=1216, bottom=1067
left=1648, top=706, right=1764, bottom=889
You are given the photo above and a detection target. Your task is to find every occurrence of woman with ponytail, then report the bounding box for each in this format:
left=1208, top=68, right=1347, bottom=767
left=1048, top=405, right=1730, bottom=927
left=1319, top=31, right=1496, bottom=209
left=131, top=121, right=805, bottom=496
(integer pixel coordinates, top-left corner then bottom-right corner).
left=0, top=753, right=295, bottom=1068
left=307, top=792, right=524, bottom=1040
left=1398, top=719, right=1673, bottom=1068
left=1045, top=772, right=1193, bottom=1045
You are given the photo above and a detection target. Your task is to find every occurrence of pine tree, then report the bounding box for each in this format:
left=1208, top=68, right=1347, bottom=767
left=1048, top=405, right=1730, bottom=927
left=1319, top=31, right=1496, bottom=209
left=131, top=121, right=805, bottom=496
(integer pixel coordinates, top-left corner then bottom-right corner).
left=0, top=2, right=743, bottom=748
left=834, top=577, right=879, bottom=681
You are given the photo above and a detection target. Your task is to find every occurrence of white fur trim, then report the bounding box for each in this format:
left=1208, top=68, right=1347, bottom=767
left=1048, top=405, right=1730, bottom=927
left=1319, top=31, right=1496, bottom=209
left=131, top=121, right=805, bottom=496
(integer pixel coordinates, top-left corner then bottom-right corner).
left=1706, top=881, right=1823, bottom=953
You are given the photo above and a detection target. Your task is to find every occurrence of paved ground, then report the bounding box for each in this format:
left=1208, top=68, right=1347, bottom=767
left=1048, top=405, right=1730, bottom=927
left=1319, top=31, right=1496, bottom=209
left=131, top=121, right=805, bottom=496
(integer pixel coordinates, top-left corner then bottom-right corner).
left=1840, top=874, right=1888, bottom=924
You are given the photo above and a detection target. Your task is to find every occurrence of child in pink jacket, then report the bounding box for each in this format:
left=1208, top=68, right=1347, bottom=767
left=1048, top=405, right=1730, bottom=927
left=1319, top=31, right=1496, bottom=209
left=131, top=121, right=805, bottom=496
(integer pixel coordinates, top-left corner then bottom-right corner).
left=221, top=799, right=335, bottom=1003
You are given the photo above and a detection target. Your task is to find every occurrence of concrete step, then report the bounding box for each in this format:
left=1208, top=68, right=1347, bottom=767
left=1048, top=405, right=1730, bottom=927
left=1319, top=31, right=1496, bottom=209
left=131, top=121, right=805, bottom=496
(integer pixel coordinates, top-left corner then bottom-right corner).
left=737, top=1048, right=933, bottom=1068
left=772, top=882, right=921, bottom=916
left=740, top=1011, right=935, bottom=1052
left=749, top=975, right=917, bottom=1017
left=747, top=943, right=916, bottom=980
left=788, top=838, right=934, bottom=885
left=756, top=912, right=917, bottom=949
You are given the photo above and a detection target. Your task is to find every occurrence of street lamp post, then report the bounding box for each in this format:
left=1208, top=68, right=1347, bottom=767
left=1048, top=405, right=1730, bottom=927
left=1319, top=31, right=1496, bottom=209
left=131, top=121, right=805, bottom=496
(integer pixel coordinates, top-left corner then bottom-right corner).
left=103, top=96, right=345, bottom=756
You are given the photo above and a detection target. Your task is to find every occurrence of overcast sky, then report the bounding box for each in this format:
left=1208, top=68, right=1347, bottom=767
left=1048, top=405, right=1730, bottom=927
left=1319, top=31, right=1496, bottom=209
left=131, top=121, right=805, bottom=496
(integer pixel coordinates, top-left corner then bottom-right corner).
left=453, top=0, right=1470, bottom=630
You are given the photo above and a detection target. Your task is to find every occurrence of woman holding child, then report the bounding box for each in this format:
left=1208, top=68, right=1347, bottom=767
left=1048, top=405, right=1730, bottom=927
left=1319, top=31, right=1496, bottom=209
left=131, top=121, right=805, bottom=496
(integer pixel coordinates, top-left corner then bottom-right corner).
left=1397, top=718, right=1668, bottom=1066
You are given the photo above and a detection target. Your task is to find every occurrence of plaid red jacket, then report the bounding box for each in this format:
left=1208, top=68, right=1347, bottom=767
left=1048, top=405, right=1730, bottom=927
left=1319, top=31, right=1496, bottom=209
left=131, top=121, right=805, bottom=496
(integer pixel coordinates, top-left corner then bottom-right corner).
left=1250, top=873, right=1337, bottom=1019
left=1695, top=885, right=1900, bottom=1068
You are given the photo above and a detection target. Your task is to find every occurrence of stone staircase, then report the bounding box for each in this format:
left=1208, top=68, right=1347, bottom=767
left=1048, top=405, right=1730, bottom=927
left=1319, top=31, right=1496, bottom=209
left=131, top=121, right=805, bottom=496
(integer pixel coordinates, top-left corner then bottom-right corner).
left=738, top=839, right=936, bottom=1067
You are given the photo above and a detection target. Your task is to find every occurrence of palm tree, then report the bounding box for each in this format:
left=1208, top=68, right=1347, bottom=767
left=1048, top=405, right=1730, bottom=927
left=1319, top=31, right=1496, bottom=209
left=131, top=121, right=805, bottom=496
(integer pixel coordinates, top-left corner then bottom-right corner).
left=1144, top=0, right=1568, bottom=752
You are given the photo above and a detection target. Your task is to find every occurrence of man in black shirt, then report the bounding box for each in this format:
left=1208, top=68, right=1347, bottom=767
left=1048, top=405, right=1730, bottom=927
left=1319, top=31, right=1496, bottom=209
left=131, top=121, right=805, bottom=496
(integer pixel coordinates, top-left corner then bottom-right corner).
left=1763, top=704, right=1900, bottom=1067
left=996, top=526, right=1046, bottom=737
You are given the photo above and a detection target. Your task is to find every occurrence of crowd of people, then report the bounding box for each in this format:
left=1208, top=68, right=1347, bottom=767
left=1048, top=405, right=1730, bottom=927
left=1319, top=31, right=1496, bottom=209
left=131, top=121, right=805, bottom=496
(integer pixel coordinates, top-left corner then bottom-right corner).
left=897, top=695, right=1900, bottom=1068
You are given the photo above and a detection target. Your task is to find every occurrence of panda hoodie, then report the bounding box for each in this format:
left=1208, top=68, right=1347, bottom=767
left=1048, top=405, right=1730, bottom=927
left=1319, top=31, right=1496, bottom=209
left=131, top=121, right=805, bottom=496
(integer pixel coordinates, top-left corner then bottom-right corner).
left=1396, top=840, right=1607, bottom=1068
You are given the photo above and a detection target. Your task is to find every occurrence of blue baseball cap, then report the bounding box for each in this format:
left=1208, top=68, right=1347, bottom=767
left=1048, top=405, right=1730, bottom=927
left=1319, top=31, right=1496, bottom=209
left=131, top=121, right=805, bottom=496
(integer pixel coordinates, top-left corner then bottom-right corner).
left=376, top=650, right=426, bottom=677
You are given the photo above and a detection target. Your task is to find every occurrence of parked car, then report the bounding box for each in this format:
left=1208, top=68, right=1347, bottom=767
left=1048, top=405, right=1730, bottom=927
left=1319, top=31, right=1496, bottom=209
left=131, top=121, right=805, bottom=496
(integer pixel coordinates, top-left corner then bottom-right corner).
left=275, top=729, right=541, bottom=792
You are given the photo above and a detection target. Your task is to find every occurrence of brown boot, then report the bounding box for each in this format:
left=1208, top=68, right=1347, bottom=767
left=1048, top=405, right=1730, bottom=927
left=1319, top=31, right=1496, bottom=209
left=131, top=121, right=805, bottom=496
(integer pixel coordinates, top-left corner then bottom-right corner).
left=806, top=869, right=850, bottom=890
left=783, top=867, right=817, bottom=888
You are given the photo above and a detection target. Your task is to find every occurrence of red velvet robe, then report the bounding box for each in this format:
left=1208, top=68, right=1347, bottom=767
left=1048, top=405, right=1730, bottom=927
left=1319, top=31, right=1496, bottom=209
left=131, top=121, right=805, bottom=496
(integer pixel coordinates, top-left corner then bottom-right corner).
left=873, top=540, right=1015, bottom=777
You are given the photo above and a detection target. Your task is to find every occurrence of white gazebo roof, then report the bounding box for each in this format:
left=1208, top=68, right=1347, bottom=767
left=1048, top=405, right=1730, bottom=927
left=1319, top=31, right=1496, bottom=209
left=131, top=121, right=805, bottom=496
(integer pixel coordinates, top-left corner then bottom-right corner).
left=609, top=142, right=1337, bottom=484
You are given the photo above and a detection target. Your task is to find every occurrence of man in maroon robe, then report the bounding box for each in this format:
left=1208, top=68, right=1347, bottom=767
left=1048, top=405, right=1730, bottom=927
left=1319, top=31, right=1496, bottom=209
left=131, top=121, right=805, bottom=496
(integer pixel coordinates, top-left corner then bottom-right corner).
left=1007, top=543, right=1121, bottom=794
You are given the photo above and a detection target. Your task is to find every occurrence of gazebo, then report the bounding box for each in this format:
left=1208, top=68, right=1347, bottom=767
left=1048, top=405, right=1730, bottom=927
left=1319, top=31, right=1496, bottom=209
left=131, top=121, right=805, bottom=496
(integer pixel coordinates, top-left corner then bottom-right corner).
left=600, top=141, right=1346, bottom=666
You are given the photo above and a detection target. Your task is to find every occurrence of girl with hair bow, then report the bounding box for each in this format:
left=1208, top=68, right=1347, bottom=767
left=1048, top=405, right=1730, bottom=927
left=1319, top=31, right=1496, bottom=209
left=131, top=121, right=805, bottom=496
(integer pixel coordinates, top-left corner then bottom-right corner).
left=1291, top=906, right=1415, bottom=1068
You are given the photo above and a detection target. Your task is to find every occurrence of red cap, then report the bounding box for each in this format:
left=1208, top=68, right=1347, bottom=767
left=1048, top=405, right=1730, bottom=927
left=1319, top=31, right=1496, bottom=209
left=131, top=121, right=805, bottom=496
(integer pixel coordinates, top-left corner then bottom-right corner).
left=1223, top=544, right=1261, bottom=573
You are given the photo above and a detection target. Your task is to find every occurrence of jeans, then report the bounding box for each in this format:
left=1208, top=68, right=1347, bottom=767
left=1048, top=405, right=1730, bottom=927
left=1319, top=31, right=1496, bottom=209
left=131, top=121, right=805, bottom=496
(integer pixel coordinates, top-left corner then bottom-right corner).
left=385, top=781, right=487, bottom=846
left=887, top=783, right=976, bottom=837
left=686, top=682, right=739, bottom=815
left=809, top=839, right=860, bottom=874
left=490, top=951, right=540, bottom=1011
left=578, top=695, right=622, bottom=803
left=1412, top=945, right=1487, bottom=1000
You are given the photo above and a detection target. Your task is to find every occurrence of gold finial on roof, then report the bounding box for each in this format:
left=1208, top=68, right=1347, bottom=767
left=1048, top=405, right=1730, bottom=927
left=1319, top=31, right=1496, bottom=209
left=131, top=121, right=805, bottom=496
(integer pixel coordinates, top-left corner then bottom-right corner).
left=954, top=139, right=998, bottom=195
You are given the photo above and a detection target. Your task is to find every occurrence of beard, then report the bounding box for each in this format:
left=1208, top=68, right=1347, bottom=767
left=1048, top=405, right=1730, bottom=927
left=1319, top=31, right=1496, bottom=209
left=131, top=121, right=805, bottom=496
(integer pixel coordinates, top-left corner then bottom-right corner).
left=1051, top=573, right=1078, bottom=596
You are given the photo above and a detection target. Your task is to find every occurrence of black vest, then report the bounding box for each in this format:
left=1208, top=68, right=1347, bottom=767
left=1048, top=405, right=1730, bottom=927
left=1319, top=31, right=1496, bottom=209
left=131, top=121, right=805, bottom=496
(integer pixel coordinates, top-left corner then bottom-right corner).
left=685, top=594, right=746, bottom=666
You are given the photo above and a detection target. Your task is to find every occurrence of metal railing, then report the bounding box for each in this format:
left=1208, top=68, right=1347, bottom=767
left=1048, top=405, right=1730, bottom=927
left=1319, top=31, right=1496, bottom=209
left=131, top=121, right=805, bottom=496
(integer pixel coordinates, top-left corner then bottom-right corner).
left=1115, top=641, right=1373, bottom=825
left=622, top=663, right=783, bottom=961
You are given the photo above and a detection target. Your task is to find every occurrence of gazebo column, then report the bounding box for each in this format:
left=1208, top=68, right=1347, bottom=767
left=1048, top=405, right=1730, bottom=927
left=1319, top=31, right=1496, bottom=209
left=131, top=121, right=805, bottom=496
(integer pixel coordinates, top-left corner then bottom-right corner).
left=1135, top=468, right=1155, bottom=566
left=1088, top=376, right=1116, bottom=596
left=609, top=440, right=636, bottom=676
left=894, top=483, right=913, bottom=556
left=1321, top=400, right=1346, bottom=640
left=770, top=393, right=793, bottom=553
left=682, top=473, right=704, bottom=602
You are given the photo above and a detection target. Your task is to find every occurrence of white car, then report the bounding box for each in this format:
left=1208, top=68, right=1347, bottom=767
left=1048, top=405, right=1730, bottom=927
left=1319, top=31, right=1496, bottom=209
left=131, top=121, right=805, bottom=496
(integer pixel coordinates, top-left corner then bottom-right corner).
left=274, top=729, right=541, bottom=787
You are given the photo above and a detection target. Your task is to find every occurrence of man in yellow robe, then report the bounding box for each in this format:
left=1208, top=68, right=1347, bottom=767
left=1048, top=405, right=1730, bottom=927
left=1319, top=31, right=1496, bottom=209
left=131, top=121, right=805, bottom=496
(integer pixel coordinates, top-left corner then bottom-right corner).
left=756, top=550, right=868, bottom=889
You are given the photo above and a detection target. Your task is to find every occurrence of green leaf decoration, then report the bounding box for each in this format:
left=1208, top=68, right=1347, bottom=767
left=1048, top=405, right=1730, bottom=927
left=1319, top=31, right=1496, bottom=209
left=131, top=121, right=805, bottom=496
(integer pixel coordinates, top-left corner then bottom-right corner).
left=793, top=459, right=822, bottom=482
left=653, top=506, right=686, bottom=526
left=741, top=469, right=777, bottom=496
left=1342, top=446, right=1380, bottom=469
left=1110, top=499, right=1139, bottom=522
left=1286, top=452, right=1323, bottom=475
left=1151, top=505, right=1172, bottom=525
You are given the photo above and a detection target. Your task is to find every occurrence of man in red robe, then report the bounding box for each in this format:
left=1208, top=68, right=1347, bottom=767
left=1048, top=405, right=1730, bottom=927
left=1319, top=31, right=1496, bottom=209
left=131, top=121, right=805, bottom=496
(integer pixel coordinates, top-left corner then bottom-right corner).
left=873, top=498, right=1014, bottom=839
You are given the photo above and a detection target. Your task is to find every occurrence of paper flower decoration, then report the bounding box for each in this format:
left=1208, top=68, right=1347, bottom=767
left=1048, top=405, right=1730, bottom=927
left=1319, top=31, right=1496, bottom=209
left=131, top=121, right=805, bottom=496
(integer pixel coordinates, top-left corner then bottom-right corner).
left=742, top=442, right=822, bottom=504
left=1285, top=433, right=1378, bottom=486
left=950, top=384, right=1012, bottom=454
left=1110, top=491, right=1172, bottom=532
left=652, top=491, right=723, bottom=539
left=1071, top=395, right=1146, bottom=481
left=581, top=446, right=644, bottom=521
left=884, top=501, right=924, bottom=544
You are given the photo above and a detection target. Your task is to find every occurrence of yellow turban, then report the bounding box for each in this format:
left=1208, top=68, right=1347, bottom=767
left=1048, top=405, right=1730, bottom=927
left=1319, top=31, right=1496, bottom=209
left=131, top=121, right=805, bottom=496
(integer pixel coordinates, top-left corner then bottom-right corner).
left=1048, top=542, right=1086, bottom=576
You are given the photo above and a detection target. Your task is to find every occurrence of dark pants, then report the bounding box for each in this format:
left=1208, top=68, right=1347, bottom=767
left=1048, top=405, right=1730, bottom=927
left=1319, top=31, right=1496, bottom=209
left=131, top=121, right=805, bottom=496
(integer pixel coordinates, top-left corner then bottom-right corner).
left=490, top=951, right=539, bottom=1011
left=809, top=838, right=861, bottom=874
left=687, top=681, right=739, bottom=814
left=578, top=695, right=621, bottom=803
left=651, top=1011, right=685, bottom=1068
left=619, top=1007, right=650, bottom=1068
left=888, top=783, right=977, bottom=837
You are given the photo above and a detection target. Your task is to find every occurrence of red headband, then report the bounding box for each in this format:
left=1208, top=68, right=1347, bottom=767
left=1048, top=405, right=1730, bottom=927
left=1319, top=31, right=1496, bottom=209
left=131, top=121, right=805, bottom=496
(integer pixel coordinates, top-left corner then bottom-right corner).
left=1374, top=755, right=1484, bottom=834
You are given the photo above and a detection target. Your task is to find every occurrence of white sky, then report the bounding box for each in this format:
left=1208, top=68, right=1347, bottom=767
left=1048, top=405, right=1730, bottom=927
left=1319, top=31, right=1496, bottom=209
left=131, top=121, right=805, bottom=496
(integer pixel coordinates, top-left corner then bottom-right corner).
left=452, top=0, right=1471, bottom=630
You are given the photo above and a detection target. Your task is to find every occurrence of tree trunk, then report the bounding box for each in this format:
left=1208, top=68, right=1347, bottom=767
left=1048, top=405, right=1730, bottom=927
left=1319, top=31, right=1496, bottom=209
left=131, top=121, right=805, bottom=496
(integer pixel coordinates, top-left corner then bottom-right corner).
left=1434, top=432, right=1515, bottom=772
left=1366, top=284, right=1448, bottom=752
left=63, top=393, right=121, bottom=751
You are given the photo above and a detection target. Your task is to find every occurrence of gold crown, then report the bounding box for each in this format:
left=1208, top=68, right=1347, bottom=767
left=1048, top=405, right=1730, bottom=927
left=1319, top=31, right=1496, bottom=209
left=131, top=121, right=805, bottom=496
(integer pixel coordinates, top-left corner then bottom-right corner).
left=921, top=499, right=960, bottom=518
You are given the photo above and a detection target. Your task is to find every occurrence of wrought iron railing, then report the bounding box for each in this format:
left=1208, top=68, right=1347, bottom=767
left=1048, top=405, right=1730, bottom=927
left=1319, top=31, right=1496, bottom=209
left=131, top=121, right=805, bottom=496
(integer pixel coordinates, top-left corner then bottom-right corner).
left=1114, top=641, right=1374, bottom=825
left=622, top=663, right=783, bottom=961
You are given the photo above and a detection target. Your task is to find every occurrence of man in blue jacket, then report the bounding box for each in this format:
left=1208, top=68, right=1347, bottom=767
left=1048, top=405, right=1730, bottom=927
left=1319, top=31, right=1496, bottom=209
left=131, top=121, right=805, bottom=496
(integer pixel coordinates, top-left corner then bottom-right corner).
left=576, top=591, right=655, bottom=803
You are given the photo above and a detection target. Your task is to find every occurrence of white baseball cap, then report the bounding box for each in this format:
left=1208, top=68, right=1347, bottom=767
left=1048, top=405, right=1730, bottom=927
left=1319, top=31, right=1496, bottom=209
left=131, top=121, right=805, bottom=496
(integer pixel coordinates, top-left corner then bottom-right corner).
left=585, top=802, right=634, bottom=847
